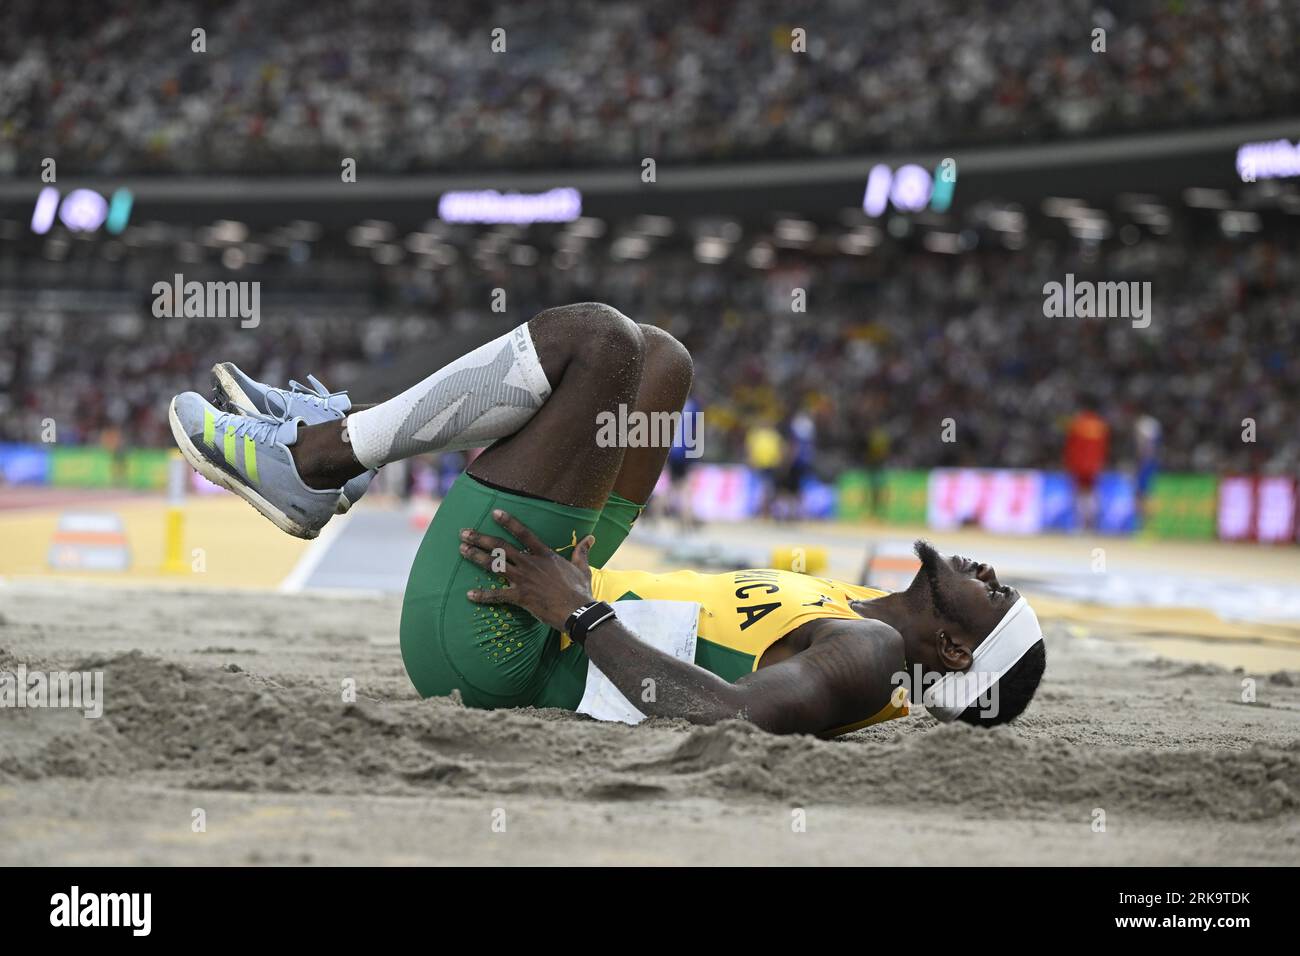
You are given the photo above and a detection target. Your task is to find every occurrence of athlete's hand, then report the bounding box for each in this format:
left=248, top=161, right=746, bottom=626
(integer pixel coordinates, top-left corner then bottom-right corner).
left=459, top=509, right=596, bottom=631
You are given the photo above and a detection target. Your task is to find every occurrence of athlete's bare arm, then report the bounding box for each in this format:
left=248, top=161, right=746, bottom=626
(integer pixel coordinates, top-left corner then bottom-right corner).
left=462, top=510, right=905, bottom=735
left=733, top=619, right=906, bottom=734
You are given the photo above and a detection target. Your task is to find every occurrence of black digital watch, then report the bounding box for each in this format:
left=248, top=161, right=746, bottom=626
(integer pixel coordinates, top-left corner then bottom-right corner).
left=564, top=601, right=617, bottom=645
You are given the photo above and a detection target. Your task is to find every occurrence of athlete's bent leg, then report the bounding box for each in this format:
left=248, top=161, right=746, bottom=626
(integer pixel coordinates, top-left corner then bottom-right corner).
left=399, top=303, right=650, bottom=707
left=586, top=324, right=694, bottom=569
left=288, top=320, right=555, bottom=490
left=533, top=323, right=694, bottom=708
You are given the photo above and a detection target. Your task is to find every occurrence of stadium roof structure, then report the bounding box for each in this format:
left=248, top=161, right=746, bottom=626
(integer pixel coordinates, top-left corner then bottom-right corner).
left=1, top=118, right=1296, bottom=229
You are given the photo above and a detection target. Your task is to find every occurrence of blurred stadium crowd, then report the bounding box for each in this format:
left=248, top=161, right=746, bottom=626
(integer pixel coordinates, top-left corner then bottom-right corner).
left=1, top=0, right=1295, bottom=175
left=3, top=226, right=1296, bottom=479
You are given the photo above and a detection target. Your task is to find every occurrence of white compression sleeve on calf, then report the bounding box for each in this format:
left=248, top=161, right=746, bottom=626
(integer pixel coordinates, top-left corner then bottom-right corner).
left=344, top=323, right=552, bottom=469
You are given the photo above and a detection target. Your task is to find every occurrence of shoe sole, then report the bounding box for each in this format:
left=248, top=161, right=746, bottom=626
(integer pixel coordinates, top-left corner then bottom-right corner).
left=211, top=362, right=353, bottom=516
left=168, top=396, right=320, bottom=540
left=212, top=362, right=259, bottom=416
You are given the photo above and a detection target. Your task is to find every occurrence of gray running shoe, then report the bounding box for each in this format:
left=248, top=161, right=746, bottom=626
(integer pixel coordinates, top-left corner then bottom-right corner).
left=211, top=362, right=374, bottom=514
left=168, top=391, right=341, bottom=539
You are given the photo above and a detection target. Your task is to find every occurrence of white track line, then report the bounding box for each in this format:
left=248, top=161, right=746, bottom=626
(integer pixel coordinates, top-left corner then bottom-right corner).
left=279, top=509, right=353, bottom=592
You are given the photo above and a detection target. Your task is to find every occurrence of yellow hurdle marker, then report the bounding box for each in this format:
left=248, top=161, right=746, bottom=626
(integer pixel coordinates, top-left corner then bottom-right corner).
left=162, top=452, right=189, bottom=574
left=769, top=545, right=828, bottom=575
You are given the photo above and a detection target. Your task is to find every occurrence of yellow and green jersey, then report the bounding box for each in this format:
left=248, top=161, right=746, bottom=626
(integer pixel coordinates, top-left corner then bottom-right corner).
left=591, top=566, right=888, bottom=680
left=589, top=566, right=909, bottom=734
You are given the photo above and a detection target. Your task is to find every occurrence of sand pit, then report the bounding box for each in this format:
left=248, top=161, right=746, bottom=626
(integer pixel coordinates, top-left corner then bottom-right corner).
left=1, top=580, right=1297, bottom=865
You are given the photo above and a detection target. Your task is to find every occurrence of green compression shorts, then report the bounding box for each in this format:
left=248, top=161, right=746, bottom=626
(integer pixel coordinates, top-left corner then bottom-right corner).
left=399, top=472, right=643, bottom=710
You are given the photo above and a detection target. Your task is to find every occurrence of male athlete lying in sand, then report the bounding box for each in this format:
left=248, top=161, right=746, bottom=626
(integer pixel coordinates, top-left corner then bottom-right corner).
left=169, top=303, right=1045, bottom=735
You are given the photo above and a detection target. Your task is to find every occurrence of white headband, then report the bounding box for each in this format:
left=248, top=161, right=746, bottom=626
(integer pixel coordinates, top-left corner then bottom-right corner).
left=923, top=596, right=1042, bottom=722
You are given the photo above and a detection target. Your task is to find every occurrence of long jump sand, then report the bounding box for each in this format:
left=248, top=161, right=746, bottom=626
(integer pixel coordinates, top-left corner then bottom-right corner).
left=1, top=575, right=1297, bottom=865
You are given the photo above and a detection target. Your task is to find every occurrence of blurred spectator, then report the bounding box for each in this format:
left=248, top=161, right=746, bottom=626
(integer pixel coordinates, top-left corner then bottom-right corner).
left=1, top=0, right=1295, bottom=176
left=664, top=394, right=702, bottom=530
left=863, top=425, right=891, bottom=520
left=1134, top=413, right=1162, bottom=527
left=745, top=421, right=784, bottom=516
left=774, top=411, right=816, bottom=521
left=1064, top=398, right=1111, bottom=531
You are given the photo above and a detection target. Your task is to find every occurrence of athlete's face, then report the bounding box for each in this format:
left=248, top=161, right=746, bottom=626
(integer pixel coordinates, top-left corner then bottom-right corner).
left=906, top=540, right=1021, bottom=670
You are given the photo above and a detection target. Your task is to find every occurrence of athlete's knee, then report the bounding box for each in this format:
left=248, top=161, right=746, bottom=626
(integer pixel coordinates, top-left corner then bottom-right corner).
left=639, top=324, right=694, bottom=399
left=640, top=325, right=693, bottom=381
left=532, top=301, right=642, bottom=356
